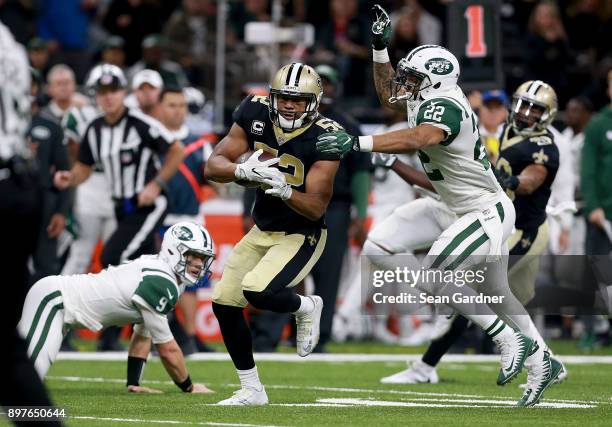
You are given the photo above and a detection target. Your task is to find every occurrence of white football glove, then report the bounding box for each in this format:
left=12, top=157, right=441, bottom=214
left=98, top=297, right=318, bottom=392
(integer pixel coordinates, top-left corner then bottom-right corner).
left=371, top=152, right=397, bottom=169
left=262, top=169, right=293, bottom=201
left=234, top=149, right=280, bottom=183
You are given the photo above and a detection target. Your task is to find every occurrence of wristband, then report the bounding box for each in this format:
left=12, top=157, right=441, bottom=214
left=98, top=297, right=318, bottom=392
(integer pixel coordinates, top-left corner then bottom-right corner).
left=372, top=48, right=390, bottom=64
left=357, top=136, right=374, bottom=152
left=126, top=356, right=147, bottom=387
left=175, top=375, right=193, bottom=392
left=154, top=175, right=168, bottom=192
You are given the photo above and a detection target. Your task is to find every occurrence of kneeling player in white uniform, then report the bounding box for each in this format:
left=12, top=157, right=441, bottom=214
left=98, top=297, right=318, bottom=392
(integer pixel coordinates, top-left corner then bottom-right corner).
left=316, top=6, right=561, bottom=407
left=18, top=222, right=214, bottom=394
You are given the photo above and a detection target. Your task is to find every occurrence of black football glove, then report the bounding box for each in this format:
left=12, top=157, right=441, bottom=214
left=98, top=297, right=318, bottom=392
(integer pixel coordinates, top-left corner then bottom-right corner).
left=371, top=4, right=392, bottom=50
left=494, top=168, right=519, bottom=191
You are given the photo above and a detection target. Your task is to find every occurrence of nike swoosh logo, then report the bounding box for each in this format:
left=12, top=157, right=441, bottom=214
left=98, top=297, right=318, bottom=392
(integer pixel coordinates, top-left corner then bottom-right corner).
left=167, top=288, right=174, bottom=300
left=504, top=356, right=515, bottom=375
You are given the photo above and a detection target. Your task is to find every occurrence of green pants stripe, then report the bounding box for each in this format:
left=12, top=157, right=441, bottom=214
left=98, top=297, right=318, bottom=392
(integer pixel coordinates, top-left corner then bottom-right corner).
left=25, top=290, right=62, bottom=347
left=445, top=233, right=489, bottom=271
left=431, top=220, right=481, bottom=268
left=30, top=302, right=64, bottom=363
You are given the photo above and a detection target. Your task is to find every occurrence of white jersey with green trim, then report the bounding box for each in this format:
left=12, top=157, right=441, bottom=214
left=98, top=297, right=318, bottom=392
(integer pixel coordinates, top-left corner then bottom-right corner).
left=62, top=104, right=100, bottom=143
left=58, top=255, right=184, bottom=335
left=409, top=87, right=502, bottom=215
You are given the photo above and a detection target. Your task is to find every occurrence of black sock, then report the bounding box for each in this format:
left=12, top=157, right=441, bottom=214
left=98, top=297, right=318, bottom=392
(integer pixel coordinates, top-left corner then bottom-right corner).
left=212, top=302, right=255, bottom=370
left=243, top=288, right=301, bottom=313
left=422, top=316, right=470, bottom=367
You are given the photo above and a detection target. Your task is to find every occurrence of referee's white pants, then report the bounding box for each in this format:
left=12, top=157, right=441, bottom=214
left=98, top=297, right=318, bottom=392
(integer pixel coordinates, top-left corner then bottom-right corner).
left=17, top=276, right=65, bottom=379
left=61, top=212, right=116, bottom=275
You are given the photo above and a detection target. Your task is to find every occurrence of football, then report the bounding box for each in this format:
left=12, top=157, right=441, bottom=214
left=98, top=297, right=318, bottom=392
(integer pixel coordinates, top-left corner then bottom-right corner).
left=234, top=150, right=276, bottom=188
left=235, top=150, right=277, bottom=188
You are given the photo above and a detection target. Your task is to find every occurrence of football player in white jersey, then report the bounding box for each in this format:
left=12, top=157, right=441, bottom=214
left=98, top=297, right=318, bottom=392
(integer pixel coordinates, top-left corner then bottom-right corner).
left=316, top=5, right=561, bottom=406
left=18, top=222, right=214, bottom=394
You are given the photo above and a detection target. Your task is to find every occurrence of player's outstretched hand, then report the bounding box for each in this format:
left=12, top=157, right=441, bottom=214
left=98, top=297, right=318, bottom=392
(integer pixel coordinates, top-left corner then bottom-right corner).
left=127, top=385, right=164, bottom=394
left=235, top=149, right=280, bottom=183
left=190, top=383, right=215, bottom=393
left=316, top=131, right=357, bottom=158
left=371, top=4, right=392, bottom=50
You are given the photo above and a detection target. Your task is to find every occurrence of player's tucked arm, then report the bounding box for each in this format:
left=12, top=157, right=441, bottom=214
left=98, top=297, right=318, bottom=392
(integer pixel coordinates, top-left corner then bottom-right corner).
left=391, top=159, right=436, bottom=192
left=514, top=164, right=548, bottom=195
left=285, top=160, right=340, bottom=221
left=371, top=125, right=446, bottom=153
left=204, top=123, right=251, bottom=183
left=373, top=62, right=406, bottom=113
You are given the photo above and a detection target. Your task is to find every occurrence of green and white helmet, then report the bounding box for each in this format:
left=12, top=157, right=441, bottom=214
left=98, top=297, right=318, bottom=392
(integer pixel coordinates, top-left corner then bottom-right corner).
left=160, top=222, right=215, bottom=285
left=390, top=45, right=460, bottom=103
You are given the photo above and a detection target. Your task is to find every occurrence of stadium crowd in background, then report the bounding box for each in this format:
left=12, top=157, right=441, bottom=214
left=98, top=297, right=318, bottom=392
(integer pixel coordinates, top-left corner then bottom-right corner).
left=1, top=0, right=611, bottom=357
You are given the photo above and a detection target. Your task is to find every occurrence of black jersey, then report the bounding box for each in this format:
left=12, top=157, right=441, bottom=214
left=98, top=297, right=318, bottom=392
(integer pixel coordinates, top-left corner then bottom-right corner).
left=496, top=124, right=559, bottom=230
left=233, top=95, right=341, bottom=233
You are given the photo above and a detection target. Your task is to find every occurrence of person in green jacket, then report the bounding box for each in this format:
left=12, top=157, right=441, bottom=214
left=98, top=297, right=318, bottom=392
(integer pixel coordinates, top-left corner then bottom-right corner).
left=580, top=69, right=612, bottom=348
left=581, top=70, right=612, bottom=255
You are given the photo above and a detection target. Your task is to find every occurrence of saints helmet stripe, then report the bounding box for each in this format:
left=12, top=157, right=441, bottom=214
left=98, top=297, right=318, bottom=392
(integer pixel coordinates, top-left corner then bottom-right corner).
left=294, top=64, right=305, bottom=87
left=527, top=80, right=543, bottom=96
left=285, top=64, right=295, bottom=86
left=289, top=63, right=303, bottom=86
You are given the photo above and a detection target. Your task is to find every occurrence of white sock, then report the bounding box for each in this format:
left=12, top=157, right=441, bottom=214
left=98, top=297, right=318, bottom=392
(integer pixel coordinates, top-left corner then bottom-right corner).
left=293, top=295, right=314, bottom=315
left=237, top=366, right=263, bottom=391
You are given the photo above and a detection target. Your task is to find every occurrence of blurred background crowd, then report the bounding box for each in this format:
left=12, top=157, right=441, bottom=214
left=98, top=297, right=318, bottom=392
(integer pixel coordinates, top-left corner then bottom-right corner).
left=1, top=0, right=611, bottom=355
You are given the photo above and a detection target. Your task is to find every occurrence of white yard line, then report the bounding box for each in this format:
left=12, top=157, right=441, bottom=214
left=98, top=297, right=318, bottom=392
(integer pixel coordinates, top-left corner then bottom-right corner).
left=46, top=375, right=606, bottom=405
left=55, top=352, right=612, bottom=364
left=315, top=398, right=596, bottom=409
left=70, top=416, right=283, bottom=427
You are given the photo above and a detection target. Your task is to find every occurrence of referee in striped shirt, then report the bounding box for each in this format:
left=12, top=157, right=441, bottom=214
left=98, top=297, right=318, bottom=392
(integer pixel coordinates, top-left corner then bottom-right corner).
left=54, top=64, right=185, bottom=268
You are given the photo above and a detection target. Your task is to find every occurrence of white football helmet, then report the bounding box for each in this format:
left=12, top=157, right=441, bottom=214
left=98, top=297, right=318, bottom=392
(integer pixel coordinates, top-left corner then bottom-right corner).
left=160, top=222, right=215, bottom=285
left=390, top=45, right=460, bottom=103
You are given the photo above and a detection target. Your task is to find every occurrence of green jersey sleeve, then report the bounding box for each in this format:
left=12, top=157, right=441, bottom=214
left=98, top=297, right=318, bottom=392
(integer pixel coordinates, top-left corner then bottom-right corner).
left=416, top=98, right=465, bottom=145
left=132, top=270, right=180, bottom=315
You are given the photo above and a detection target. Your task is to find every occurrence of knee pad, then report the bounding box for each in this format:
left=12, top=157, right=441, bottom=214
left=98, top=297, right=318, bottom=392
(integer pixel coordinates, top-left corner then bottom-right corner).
left=242, top=289, right=273, bottom=310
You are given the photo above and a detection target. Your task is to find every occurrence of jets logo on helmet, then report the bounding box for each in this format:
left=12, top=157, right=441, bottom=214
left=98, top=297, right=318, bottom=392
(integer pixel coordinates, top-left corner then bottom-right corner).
left=161, top=222, right=215, bottom=285
left=425, top=58, right=454, bottom=75
left=172, top=225, right=194, bottom=241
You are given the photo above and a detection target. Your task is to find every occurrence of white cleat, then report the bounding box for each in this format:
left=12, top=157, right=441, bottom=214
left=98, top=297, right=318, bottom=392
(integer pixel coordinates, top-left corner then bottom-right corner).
left=380, top=360, right=439, bottom=384
left=296, top=295, right=323, bottom=357
left=216, top=387, right=268, bottom=406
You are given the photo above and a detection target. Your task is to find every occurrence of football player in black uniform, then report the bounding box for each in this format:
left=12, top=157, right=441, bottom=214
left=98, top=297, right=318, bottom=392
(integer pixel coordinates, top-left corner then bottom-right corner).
left=380, top=81, right=567, bottom=394
left=205, top=63, right=341, bottom=405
